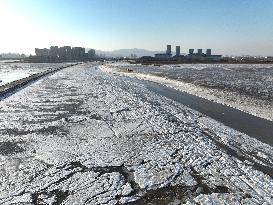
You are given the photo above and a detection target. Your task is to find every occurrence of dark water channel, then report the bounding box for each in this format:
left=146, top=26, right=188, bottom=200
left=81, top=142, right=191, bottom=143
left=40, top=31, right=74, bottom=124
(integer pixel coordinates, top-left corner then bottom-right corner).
left=144, top=81, right=273, bottom=146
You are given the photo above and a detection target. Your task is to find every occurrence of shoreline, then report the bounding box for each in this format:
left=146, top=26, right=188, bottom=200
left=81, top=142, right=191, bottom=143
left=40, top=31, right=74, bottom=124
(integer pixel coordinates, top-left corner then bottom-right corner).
left=132, top=60, right=273, bottom=65
left=100, top=64, right=273, bottom=122
left=0, top=63, right=273, bottom=204
left=0, top=63, right=78, bottom=99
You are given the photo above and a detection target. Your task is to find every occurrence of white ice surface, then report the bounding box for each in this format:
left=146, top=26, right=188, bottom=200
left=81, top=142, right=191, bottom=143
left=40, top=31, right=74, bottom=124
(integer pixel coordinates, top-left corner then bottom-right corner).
left=0, top=62, right=272, bottom=204
left=101, top=63, right=273, bottom=121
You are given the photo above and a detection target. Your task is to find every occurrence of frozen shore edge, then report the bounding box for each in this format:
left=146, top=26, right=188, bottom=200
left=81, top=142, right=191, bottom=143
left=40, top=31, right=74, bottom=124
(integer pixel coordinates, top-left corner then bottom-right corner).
left=0, top=63, right=78, bottom=99
left=100, top=64, right=273, bottom=122
left=0, top=63, right=272, bottom=204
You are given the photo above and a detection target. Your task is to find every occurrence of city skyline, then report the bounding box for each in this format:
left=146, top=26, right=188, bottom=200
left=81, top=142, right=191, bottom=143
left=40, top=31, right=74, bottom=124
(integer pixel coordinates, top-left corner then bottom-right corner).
left=0, top=0, right=273, bottom=56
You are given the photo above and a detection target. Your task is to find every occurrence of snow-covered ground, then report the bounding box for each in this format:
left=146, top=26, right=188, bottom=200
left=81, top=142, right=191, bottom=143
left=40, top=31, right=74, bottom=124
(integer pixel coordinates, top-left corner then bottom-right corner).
left=0, top=63, right=272, bottom=204
left=0, top=62, right=70, bottom=86
left=102, top=62, right=273, bottom=121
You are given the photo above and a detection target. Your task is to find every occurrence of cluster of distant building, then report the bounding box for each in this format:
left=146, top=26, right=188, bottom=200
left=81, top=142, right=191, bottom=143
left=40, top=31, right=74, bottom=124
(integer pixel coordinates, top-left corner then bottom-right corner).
left=28, top=46, right=96, bottom=62
left=152, top=45, right=222, bottom=61
left=2, top=44, right=273, bottom=64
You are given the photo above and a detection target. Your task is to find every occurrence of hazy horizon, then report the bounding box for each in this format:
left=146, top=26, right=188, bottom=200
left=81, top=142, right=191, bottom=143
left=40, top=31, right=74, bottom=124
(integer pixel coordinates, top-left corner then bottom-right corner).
left=0, top=0, right=273, bottom=56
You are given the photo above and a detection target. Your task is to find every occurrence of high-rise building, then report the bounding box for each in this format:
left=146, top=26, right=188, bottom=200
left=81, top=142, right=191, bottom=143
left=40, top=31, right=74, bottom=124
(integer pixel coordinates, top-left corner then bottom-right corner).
left=88, top=49, right=96, bottom=59
left=197, top=49, right=203, bottom=55
left=59, top=46, right=72, bottom=60
left=49, top=46, right=59, bottom=57
left=176, top=46, right=180, bottom=56
left=64, top=46, right=72, bottom=60
left=58, top=47, right=66, bottom=59
left=189, top=49, right=194, bottom=54
left=206, top=49, right=212, bottom=56
left=35, top=48, right=49, bottom=57
left=72, top=47, right=85, bottom=60
left=166, top=45, right=171, bottom=55
left=33, top=45, right=90, bottom=61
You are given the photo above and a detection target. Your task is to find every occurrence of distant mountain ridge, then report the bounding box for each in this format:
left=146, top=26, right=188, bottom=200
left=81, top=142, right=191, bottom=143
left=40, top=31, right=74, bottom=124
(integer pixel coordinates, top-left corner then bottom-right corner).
left=89, top=48, right=163, bottom=58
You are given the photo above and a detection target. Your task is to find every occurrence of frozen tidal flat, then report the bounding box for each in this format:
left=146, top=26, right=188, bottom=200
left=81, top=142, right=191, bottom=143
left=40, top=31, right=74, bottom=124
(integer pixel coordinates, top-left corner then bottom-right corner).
left=104, top=62, right=273, bottom=121
left=0, top=63, right=272, bottom=204
left=0, top=62, right=70, bottom=86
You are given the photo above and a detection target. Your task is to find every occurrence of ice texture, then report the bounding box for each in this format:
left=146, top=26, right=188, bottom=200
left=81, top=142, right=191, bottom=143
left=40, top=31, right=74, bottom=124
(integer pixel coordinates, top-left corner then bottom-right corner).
left=0, top=62, right=272, bottom=204
left=103, top=62, right=273, bottom=121
left=0, top=62, right=72, bottom=85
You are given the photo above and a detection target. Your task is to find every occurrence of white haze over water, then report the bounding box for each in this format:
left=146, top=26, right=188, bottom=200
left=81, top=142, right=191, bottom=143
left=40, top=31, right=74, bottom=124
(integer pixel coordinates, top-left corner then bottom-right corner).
left=0, top=71, right=30, bottom=85
left=0, top=63, right=69, bottom=86
left=0, top=64, right=30, bottom=85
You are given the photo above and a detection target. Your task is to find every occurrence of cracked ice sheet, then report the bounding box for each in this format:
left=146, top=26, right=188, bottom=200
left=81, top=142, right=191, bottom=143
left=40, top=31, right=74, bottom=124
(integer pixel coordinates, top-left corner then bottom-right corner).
left=0, top=62, right=272, bottom=205
left=101, top=62, right=273, bottom=121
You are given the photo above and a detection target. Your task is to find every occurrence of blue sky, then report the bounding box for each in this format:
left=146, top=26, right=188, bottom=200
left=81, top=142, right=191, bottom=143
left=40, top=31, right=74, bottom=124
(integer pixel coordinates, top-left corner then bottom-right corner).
left=0, top=0, right=273, bottom=55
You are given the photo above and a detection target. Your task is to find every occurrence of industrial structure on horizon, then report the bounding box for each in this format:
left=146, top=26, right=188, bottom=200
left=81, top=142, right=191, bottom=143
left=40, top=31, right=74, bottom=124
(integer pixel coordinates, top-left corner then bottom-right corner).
left=152, top=44, right=222, bottom=61
left=28, top=46, right=96, bottom=62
